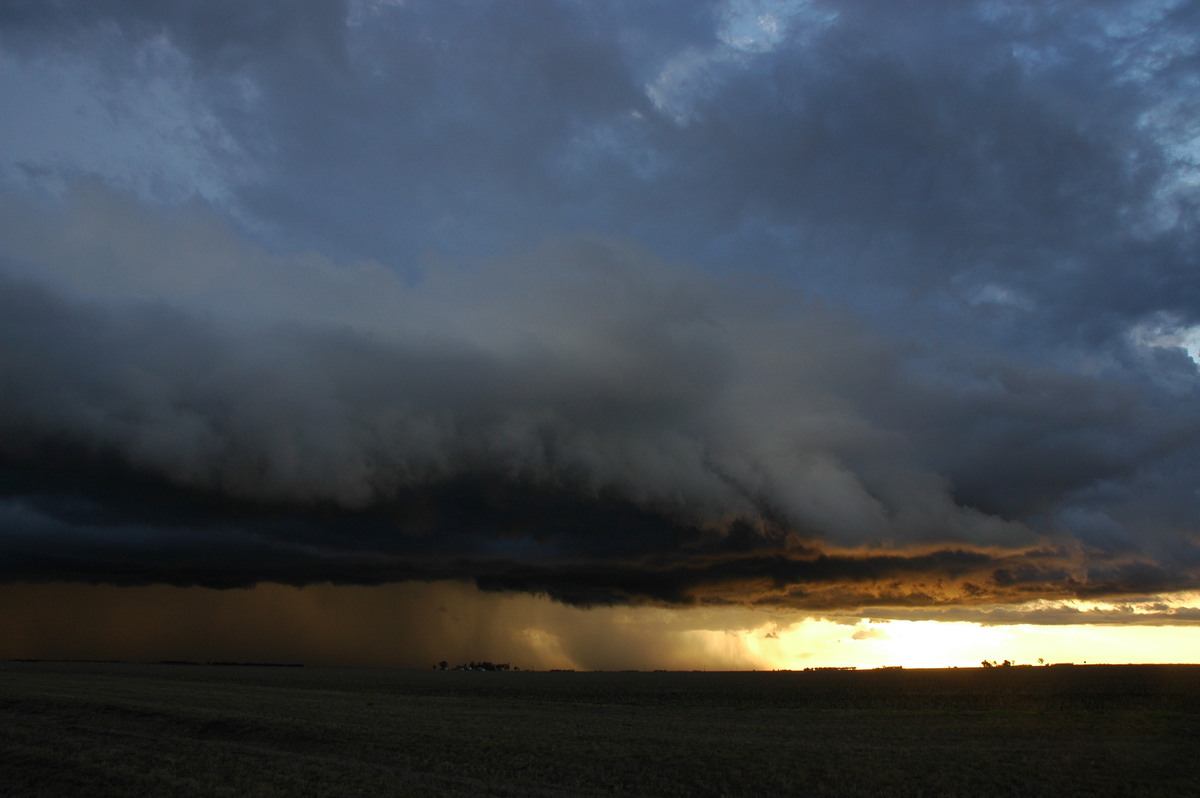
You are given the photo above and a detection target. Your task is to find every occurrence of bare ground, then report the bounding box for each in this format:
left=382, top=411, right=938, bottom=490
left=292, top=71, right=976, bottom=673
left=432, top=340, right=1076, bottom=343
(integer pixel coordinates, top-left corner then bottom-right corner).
left=2, top=661, right=1198, bottom=797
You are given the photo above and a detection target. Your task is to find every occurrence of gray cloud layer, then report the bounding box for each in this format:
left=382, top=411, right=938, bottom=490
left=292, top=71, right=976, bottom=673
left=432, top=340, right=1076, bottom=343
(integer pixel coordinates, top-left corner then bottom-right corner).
left=2, top=1, right=1199, bottom=611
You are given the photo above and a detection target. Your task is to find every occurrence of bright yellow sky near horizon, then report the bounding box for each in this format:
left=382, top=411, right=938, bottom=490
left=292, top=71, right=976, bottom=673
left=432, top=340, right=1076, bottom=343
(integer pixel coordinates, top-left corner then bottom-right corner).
left=0, top=582, right=1196, bottom=670
left=723, top=616, right=1200, bottom=670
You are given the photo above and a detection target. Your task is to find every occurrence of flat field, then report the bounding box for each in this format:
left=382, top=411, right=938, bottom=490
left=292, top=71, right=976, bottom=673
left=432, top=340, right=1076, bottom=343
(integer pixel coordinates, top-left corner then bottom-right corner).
left=2, top=661, right=1198, bottom=797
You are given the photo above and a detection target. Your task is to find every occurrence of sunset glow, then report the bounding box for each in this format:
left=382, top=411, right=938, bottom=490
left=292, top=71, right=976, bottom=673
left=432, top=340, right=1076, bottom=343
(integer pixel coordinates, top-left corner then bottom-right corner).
left=3, top=1, right=1200, bottom=671
left=755, top=616, right=1200, bottom=671
left=1, top=582, right=1196, bottom=671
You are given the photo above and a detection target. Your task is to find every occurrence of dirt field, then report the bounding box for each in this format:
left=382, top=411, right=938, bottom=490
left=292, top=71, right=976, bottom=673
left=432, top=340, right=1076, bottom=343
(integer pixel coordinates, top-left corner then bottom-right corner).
left=2, top=661, right=1198, bottom=796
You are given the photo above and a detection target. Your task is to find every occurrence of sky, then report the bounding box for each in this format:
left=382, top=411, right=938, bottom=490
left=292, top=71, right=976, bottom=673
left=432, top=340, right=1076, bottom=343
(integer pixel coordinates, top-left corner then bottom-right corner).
left=1, top=0, right=1199, bottom=670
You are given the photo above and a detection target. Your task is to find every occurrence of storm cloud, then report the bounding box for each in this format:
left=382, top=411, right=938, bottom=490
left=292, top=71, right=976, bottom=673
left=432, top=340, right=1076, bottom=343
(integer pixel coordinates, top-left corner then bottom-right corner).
left=2, top=0, right=1199, bottom=616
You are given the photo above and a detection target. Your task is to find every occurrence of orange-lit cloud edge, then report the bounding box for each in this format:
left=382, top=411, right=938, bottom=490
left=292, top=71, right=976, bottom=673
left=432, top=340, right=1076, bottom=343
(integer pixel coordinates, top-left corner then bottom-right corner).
left=2, top=578, right=1196, bottom=672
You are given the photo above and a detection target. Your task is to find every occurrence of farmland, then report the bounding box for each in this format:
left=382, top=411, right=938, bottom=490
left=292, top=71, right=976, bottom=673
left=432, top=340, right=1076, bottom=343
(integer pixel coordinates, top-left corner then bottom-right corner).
left=3, top=661, right=1198, bottom=796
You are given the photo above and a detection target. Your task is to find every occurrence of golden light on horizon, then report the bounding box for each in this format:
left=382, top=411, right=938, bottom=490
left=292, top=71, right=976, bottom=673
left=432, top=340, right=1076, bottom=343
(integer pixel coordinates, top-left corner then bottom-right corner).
left=749, top=592, right=1200, bottom=670
left=0, top=582, right=1197, bottom=671
left=749, top=618, right=1200, bottom=670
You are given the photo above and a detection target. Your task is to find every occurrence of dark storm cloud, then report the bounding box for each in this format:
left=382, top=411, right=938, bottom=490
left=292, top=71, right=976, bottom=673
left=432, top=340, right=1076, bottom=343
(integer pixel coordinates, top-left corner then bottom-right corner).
left=638, top=1, right=1200, bottom=353
left=1, top=193, right=1195, bottom=606
left=2, top=1, right=1200, bottom=612
left=0, top=201, right=1008, bottom=553
left=0, top=0, right=663, bottom=259
left=4, top=1, right=1196, bottom=304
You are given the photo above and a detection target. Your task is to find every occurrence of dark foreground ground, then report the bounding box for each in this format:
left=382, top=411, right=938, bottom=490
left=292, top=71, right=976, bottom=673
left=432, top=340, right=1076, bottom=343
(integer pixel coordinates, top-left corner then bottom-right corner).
left=2, top=661, right=1198, bottom=797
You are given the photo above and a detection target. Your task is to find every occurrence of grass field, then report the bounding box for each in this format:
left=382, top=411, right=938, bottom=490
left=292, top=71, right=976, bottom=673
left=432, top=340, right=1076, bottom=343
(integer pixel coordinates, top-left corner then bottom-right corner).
left=2, top=660, right=1198, bottom=796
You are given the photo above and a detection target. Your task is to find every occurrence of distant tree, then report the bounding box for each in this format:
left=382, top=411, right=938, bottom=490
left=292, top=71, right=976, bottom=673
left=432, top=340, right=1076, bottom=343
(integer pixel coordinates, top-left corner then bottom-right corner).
left=981, top=660, right=994, bottom=668
left=1001, top=660, right=1012, bottom=668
